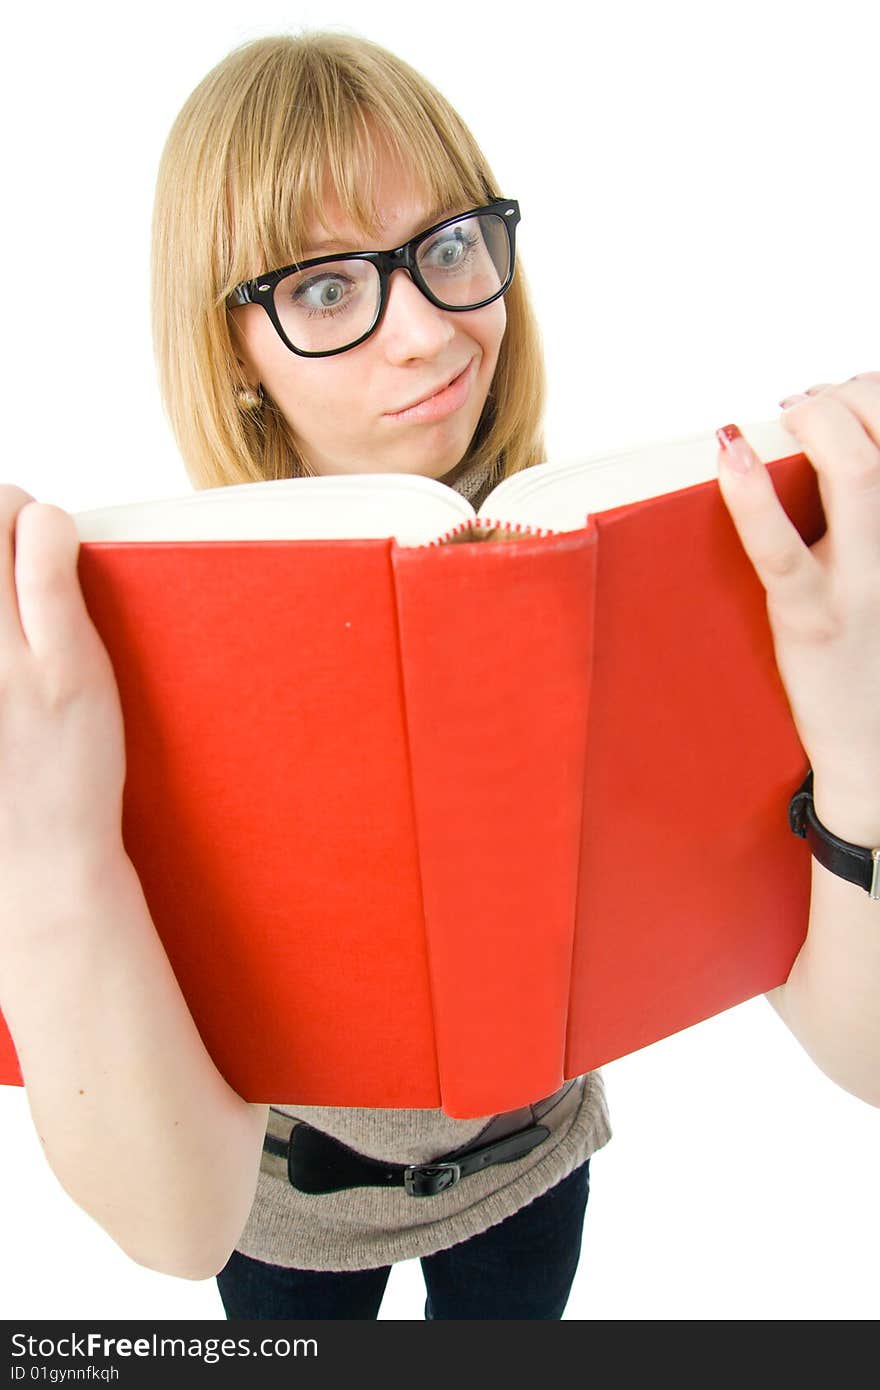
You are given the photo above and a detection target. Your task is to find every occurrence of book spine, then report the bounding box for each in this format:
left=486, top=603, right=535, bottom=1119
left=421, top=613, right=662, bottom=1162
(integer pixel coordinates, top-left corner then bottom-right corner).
left=392, top=529, right=597, bottom=1116
left=428, top=517, right=558, bottom=546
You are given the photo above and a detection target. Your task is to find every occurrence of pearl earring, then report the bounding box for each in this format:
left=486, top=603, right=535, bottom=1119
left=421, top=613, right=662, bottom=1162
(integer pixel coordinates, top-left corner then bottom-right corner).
left=237, top=385, right=264, bottom=409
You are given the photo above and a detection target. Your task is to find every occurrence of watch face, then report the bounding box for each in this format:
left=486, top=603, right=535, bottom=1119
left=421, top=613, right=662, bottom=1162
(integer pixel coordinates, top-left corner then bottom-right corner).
left=787, top=775, right=811, bottom=838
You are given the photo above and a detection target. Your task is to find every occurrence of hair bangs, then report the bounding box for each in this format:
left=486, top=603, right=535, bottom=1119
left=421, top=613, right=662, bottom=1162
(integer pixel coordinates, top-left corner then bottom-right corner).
left=219, top=72, right=491, bottom=302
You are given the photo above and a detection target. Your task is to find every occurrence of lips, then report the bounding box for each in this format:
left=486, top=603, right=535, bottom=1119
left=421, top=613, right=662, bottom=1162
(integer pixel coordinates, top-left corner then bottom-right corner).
left=391, top=363, right=471, bottom=414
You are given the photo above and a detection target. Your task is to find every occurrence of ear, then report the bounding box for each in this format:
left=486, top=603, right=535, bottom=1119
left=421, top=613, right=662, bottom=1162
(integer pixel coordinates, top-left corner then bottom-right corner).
left=228, top=310, right=261, bottom=390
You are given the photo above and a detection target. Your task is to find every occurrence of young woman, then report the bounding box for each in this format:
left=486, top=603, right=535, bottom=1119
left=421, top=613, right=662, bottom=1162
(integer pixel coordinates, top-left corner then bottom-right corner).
left=0, top=31, right=877, bottom=1321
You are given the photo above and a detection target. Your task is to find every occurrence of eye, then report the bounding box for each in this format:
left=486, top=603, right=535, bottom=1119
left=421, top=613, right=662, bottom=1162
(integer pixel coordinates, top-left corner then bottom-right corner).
left=289, top=273, right=354, bottom=312
left=421, top=227, right=481, bottom=273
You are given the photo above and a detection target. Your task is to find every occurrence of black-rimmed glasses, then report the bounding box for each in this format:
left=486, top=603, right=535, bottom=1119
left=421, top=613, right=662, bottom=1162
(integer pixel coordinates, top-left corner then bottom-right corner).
left=226, top=198, right=520, bottom=358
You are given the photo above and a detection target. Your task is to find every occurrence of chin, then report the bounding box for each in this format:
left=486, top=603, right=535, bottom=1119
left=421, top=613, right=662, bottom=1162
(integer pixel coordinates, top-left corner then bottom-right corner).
left=434, top=416, right=483, bottom=474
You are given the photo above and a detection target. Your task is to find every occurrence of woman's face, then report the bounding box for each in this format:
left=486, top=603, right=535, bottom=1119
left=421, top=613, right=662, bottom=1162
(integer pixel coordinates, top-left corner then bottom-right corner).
left=230, top=156, right=507, bottom=485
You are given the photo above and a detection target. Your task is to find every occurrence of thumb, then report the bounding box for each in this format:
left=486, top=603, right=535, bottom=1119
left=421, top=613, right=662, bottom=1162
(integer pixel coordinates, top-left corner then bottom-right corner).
left=14, top=503, right=98, bottom=670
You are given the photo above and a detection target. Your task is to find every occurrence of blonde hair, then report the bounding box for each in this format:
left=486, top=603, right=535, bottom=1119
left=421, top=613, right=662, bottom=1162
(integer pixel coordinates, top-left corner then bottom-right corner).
left=151, top=30, right=547, bottom=491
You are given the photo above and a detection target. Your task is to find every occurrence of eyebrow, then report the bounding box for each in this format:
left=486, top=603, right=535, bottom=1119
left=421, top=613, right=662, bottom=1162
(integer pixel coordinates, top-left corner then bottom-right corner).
left=302, top=203, right=462, bottom=258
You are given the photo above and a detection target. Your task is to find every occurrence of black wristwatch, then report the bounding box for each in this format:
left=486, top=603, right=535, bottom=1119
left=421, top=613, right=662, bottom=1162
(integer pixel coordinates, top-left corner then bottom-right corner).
left=788, top=770, right=880, bottom=900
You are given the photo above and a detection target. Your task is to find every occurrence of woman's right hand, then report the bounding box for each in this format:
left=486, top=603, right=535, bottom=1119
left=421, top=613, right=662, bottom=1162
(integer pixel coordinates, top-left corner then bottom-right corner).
left=0, top=485, right=130, bottom=920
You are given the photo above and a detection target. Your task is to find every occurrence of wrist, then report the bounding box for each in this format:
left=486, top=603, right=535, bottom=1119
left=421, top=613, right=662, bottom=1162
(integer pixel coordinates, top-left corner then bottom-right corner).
left=791, top=770, right=880, bottom=901
left=811, top=775, right=880, bottom=849
left=0, top=839, right=135, bottom=940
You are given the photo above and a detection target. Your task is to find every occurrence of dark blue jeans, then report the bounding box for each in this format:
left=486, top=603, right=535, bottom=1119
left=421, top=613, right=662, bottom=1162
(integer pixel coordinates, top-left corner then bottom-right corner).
left=216, top=1158, right=590, bottom=1320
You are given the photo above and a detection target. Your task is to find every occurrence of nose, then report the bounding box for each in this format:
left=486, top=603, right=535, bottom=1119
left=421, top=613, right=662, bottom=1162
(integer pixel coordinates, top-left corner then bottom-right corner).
left=378, top=265, right=454, bottom=355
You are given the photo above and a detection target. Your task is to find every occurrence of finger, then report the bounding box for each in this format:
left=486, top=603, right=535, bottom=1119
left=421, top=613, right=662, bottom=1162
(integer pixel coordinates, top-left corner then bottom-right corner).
left=13, top=503, right=93, bottom=671
left=834, top=372, right=880, bottom=446
left=781, top=373, right=880, bottom=413
left=716, top=425, right=826, bottom=619
left=789, top=373, right=880, bottom=415
left=799, top=372, right=880, bottom=395
left=0, top=485, right=39, bottom=656
left=778, top=382, right=880, bottom=572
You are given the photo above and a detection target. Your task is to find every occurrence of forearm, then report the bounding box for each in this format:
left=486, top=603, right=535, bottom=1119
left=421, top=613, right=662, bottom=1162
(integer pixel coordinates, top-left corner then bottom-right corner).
left=766, top=777, right=880, bottom=1107
left=0, top=849, right=268, bottom=1279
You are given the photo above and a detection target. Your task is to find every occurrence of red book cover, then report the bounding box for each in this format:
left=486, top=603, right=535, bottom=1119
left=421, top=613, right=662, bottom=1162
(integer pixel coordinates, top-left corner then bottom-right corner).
left=565, top=451, right=820, bottom=1075
left=0, top=443, right=823, bottom=1117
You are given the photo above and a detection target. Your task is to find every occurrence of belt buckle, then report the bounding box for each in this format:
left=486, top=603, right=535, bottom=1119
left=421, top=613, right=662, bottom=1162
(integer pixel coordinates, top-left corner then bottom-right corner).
left=403, top=1161, right=461, bottom=1197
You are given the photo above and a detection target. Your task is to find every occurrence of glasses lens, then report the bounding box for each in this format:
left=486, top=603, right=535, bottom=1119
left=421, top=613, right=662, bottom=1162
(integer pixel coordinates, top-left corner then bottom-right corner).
left=416, top=212, right=511, bottom=309
left=272, top=211, right=512, bottom=354
left=273, top=258, right=381, bottom=355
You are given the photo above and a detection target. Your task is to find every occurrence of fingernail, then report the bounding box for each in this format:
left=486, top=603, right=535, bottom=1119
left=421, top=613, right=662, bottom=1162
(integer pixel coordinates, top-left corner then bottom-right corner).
left=716, top=423, right=754, bottom=473
left=779, top=393, right=810, bottom=409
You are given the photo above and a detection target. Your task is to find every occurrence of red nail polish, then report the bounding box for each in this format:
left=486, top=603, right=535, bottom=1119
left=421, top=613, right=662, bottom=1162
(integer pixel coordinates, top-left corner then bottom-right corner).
left=717, top=424, right=742, bottom=446
left=716, top=423, right=753, bottom=473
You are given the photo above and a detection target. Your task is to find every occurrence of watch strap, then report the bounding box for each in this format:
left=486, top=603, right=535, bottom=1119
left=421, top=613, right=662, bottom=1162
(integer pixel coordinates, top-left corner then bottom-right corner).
left=788, top=769, right=880, bottom=900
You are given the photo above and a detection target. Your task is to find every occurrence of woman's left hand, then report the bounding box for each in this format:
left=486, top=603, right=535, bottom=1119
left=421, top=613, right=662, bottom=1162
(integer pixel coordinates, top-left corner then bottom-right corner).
left=714, top=372, right=880, bottom=812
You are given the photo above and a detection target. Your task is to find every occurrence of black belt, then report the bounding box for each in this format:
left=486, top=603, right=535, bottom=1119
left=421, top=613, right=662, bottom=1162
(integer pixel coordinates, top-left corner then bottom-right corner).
left=263, top=1079, right=581, bottom=1198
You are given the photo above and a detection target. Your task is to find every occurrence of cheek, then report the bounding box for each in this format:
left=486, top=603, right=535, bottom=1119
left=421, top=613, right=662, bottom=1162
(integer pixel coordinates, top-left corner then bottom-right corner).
left=483, top=299, right=507, bottom=361
left=235, top=309, right=337, bottom=408
left=265, top=357, right=362, bottom=430
left=473, top=303, right=506, bottom=389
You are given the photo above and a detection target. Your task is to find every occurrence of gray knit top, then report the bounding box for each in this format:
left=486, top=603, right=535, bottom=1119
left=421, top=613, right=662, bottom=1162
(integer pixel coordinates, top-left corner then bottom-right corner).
left=234, top=452, right=613, bottom=1271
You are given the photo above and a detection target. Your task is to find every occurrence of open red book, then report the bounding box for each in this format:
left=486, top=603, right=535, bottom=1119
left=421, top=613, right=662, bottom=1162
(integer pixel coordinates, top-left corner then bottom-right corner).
left=0, top=419, right=823, bottom=1117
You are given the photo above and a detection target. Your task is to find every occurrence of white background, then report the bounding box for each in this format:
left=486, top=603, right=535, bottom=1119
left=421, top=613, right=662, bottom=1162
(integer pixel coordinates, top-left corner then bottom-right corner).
left=1, top=0, right=878, bottom=1322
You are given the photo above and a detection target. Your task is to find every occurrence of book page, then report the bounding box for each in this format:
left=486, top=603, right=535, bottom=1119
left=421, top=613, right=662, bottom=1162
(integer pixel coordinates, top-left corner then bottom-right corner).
left=73, top=471, right=477, bottom=547
left=71, top=416, right=799, bottom=547
left=476, top=417, right=799, bottom=534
